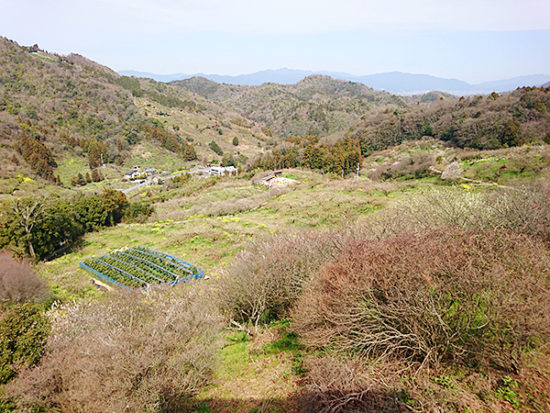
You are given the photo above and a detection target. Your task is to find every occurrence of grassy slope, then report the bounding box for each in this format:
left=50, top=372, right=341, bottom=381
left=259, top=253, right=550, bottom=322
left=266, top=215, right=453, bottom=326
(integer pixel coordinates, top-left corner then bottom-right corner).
left=40, top=170, right=414, bottom=298
left=32, top=140, right=550, bottom=411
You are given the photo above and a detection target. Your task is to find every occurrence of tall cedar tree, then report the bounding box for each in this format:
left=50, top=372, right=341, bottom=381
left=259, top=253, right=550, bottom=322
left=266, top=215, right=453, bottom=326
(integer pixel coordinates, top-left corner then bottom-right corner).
left=18, top=131, right=57, bottom=181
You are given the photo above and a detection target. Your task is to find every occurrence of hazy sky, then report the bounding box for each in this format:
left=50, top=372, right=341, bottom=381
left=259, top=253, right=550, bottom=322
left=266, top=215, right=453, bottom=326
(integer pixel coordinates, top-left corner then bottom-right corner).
left=1, top=0, right=549, bottom=82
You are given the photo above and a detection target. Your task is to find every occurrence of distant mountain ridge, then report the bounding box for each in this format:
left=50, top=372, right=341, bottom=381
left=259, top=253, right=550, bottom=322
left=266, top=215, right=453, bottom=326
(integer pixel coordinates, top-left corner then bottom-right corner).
left=119, top=68, right=550, bottom=95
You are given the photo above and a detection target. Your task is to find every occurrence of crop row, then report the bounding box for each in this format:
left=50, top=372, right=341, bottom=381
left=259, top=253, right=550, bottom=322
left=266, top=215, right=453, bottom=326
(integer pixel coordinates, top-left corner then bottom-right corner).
left=81, top=247, right=203, bottom=288
left=82, top=258, right=146, bottom=288
left=130, top=247, right=198, bottom=275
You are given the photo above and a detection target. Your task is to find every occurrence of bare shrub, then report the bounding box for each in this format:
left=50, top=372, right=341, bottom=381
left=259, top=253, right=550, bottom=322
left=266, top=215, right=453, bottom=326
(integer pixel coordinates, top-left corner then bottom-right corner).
left=8, top=284, right=222, bottom=412
left=399, top=184, right=550, bottom=243
left=487, top=184, right=550, bottom=243
left=218, top=230, right=350, bottom=328
left=368, top=153, right=434, bottom=181
left=294, top=230, right=550, bottom=371
left=0, top=251, right=47, bottom=303
left=299, top=356, right=403, bottom=413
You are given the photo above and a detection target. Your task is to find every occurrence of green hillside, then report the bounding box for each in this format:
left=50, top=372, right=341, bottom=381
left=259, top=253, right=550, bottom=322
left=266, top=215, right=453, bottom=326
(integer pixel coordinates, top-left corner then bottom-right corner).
left=173, top=74, right=409, bottom=137
left=346, top=88, right=550, bottom=153
left=0, top=37, right=270, bottom=194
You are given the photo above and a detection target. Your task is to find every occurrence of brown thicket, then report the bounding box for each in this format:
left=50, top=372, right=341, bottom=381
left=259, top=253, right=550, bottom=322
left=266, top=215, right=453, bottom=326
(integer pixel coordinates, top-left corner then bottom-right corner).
left=396, top=183, right=550, bottom=243
left=218, top=230, right=350, bottom=328
left=0, top=251, right=47, bottom=303
left=8, top=284, right=222, bottom=412
left=293, top=230, right=550, bottom=371
left=218, top=183, right=550, bottom=335
left=299, top=356, right=404, bottom=413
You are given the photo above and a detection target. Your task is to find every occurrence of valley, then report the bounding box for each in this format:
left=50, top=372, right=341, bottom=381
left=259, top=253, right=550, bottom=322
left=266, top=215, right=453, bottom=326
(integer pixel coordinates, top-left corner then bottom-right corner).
left=1, top=35, right=550, bottom=413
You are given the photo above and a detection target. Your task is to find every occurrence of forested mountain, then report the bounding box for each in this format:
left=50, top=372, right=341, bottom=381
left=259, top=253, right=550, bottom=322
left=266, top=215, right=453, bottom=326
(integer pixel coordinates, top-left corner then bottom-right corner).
left=1, top=35, right=549, bottom=189
left=0, top=37, right=270, bottom=185
left=172, top=75, right=408, bottom=137
left=344, top=88, right=550, bottom=153
left=0, top=37, right=144, bottom=181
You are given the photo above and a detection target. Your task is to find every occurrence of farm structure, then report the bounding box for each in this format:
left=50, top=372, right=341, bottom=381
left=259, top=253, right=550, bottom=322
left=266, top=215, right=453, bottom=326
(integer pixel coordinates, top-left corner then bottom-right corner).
left=123, top=166, right=158, bottom=181
left=189, top=165, right=238, bottom=177
left=260, top=171, right=298, bottom=187
left=80, top=247, right=205, bottom=288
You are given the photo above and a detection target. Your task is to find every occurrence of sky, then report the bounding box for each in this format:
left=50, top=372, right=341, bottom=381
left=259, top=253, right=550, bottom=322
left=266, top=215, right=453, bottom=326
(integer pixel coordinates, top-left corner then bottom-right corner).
left=1, top=0, right=549, bottom=83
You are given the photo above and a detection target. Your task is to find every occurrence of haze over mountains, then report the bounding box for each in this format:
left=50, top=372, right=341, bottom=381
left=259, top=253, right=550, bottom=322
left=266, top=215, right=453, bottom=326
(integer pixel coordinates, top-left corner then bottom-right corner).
left=119, top=68, right=550, bottom=95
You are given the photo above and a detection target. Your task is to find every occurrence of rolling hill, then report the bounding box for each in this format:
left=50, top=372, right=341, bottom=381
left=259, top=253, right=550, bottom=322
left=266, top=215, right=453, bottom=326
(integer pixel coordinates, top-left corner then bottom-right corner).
left=344, top=87, right=550, bottom=153
left=2, top=34, right=548, bottom=195
left=172, top=74, right=409, bottom=137
left=0, top=37, right=271, bottom=191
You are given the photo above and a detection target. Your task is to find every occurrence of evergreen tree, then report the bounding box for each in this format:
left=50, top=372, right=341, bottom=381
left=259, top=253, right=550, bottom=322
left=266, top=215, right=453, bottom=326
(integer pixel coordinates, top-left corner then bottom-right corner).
left=91, top=169, right=101, bottom=182
left=221, top=154, right=236, bottom=167
left=18, top=131, right=57, bottom=181
left=182, top=143, right=197, bottom=161
left=501, top=118, right=521, bottom=147
left=208, top=140, right=223, bottom=156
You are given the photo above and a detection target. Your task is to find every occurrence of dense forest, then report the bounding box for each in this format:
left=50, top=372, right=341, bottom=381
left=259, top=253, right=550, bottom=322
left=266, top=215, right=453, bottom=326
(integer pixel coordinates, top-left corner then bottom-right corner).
left=0, top=189, right=152, bottom=260
left=347, top=87, right=550, bottom=153
left=250, top=136, right=362, bottom=174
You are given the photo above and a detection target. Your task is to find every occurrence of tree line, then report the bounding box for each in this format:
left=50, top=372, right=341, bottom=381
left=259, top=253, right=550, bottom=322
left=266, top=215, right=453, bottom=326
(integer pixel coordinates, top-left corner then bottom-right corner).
left=0, top=189, right=152, bottom=261
left=250, top=136, right=362, bottom=175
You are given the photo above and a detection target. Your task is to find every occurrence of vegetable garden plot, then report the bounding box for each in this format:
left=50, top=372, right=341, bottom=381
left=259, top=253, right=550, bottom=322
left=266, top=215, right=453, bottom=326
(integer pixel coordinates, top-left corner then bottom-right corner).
left=80, top=247, right=205, bottom=288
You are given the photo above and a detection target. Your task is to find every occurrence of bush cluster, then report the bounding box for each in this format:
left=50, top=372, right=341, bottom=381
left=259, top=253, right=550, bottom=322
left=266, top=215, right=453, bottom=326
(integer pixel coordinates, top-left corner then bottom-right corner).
left=218, top=230, right=348, bottom=327
left=8, top=285, right=222, bottom=412
left=216, top=184, right=550, bottom=410
left=293, top=230, right=550, bottom=371
left=0, top=252, right=47, bottom=303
